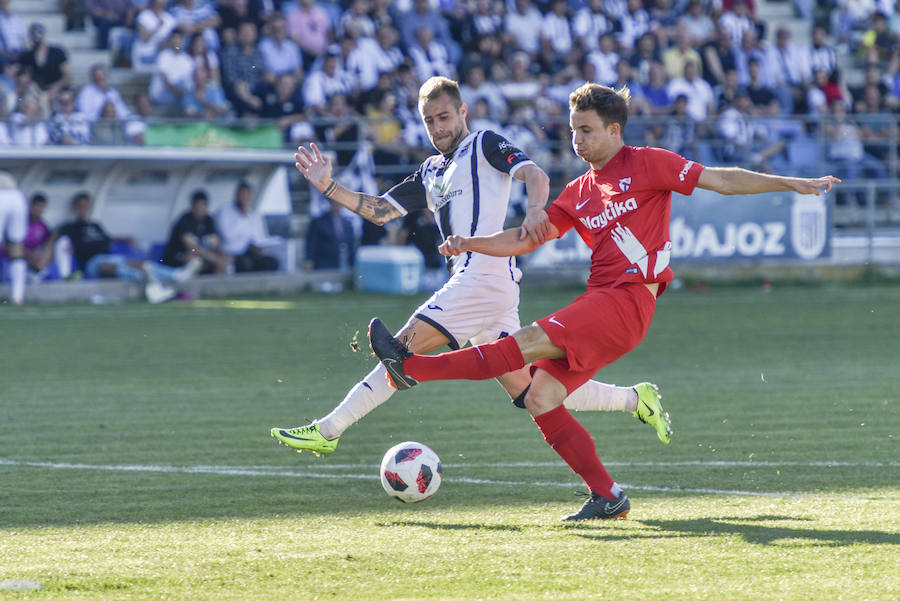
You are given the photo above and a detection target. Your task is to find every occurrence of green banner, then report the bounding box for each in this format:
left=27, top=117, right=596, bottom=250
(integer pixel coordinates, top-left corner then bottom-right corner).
left=145, top=123, right=283, bottom=149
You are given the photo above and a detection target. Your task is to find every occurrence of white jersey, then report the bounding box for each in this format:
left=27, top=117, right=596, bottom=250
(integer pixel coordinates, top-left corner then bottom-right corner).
left=0, top=185, right=27, bottom=245
left=382, top=129, right=534, bottom=280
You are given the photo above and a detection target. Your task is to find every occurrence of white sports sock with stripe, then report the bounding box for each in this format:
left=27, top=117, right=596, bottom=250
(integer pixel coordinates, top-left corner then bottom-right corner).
left=317, top=363, right=396, bottom=440
left=9, top=258, right=25, bottom=305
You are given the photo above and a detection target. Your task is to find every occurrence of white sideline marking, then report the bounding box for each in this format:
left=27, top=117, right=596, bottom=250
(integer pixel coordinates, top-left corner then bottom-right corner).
left=1, top=458, right=895, bottom=499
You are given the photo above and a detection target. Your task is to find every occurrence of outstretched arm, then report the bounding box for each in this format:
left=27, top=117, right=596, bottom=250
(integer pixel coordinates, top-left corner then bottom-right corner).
left=697, top=167, right=841, bottom=196
left=515, top=163, right=551, bottom=245
left=439, top=219, right=560, bottom=258
left=294, top=143, right=404, bottom=225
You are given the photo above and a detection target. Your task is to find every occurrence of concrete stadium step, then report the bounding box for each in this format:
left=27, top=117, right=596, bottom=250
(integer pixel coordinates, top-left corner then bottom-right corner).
left=59, top=30, right=95, bottom=51
left=14, top=11, right=67, bottom=38
left=11, top=0, right=60, bottom=13
left=69, top=50, right=112, bottom=85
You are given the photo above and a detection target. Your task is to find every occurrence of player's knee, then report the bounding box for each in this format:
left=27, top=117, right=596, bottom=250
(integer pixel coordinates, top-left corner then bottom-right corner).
left=523, top=386, right=563, bottom=416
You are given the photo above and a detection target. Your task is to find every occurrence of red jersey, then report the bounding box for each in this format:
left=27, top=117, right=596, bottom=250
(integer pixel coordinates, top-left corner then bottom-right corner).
left=546, top=145, right=704, bottom=294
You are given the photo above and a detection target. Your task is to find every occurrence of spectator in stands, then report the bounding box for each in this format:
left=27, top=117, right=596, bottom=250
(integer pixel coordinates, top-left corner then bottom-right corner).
left=85, top=0, right=135, bottom=51
left=586, top=33, right=620, bottom=87
left=629, top=32, right=661, bottom=84
left=304, top=199, right=356, bottom=271
left=852, top=63, right=892, bottom=109
left=302, top=46, right=353, bottom=116
left=540, top=0, right=572, bottom=57
left=808, top=26, right=836, bottom=78
left=641, top=61, right=672, bottom=115
left=409, top=26, right=454, bottom=85
left=366, top=88, right=407, bottom=164
left=316, top=92, right=359, bottom=166
left=217, top=180, right=280, bottom=273
left=162, top=189, right=229, bottom=275
left=183, top=63, right=230, bottom=120
left=50, top=87, right=91, bottom=145
left=132, top=0, right=176, bottom=73
left=572, top=0, right=613, bottom=52
left=221, top=21, right=265, bottom=117
left=467, top=96, right=502, bottom=134
left=765, top=26, right=810, bottom=115
left=499, top=52, right=542, bottom=111
left=188, top=32, right=220, bottom=84
left=618, top=0, right=651, bottom=51
left=460, top=64, right=507, bottom=120
left=372, top=24, right=403, bottom=76
left=746, top=58, right=778, bottom=114
left=125, top=91, right=153, bottom=145
left=504, top=0, right=543, bottom=57
left=286, top=0, right=332, bottom=69
left=259, top=13, right=303, bottom=79
left=248, top=0, right=285, bottom=29
left=679, top=0, right=715, bottom=47
left=462, top=0, right=504, bottom=48
left=701, top=23, right=738, bottom=87
left=823, top=98, right=888, bottom=204
left=719, top=0, right=755, bottom=46
left=714, top=67, right=743, bottom=112
left=51, top=191, right=202, bottom=295
left=853, top=84, right=893, bottom=162
left=369, top=0, right=397, bottom=31
left=459, top=32, right=504, bottom=84
left=662, top=24, right=702, bottom=81
left=717, top=90, right=754, bottom=163
left=861, top=12, right=897, bottom=64
left=91, top=100, right=127, bottom=145
left=399, top=0, right=456, bottom=62
left=149, top=30, right=195, bottom=115
left=257, top=72, right=310, bottom=142
left=0, top=0, right=26, bottom=62
left=647, top=93, right=697, bottom=159
left=733, top=28, right=768, bottom=89
left=807, top=68, right=851, bottom=115
left=171, top=0, right=220, bottom=51
left=13, top=67, right=49, bottom=116
left=9, top=92, right=50, bottom=147
left=19, top=23, right=70, bottom=96
left=217, top=0, right=253, bottom=46
left=23, top=192, right=53, bottom=275
left=667, top=60, right=715, bottom=122
left=337, top=0, right=375, bottom=39
left=647, top=0, right=681, bottom=47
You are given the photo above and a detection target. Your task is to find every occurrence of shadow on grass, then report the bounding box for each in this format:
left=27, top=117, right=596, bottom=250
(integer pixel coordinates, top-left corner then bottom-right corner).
left=573, top=516, right=900, bottom=547
left=375, top=520, right=523, bottom=532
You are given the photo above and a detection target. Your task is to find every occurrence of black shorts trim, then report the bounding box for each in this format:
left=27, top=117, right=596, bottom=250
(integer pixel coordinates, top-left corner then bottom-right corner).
left=414, top=313, right=460, bottom=350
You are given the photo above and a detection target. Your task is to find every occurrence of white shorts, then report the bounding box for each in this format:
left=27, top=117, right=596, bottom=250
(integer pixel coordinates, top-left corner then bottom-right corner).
left=0, top=189, right=27, bottom=244
left=414, top=270, right=522, bottom=349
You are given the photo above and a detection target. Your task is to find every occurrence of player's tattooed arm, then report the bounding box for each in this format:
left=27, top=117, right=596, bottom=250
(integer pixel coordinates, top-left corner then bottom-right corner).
left=321, top=179, right=403, bottom=225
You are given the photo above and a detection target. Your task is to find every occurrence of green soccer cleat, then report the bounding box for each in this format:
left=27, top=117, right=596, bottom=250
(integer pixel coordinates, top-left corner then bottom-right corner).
left=270, top=423, right=339, bottom=456
left=633, top=382, right=672, bottom=445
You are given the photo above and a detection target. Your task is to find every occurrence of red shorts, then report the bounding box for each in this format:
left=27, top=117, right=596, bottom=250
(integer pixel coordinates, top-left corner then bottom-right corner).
left=531, top=283, right=657, bottom=394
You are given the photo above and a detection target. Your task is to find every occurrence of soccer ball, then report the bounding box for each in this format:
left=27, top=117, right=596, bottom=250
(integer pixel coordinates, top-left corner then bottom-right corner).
left=379, top=441, right=442, bottom=503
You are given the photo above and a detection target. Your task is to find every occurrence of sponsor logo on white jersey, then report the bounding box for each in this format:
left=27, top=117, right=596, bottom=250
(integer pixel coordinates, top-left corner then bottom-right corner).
left=578, top=197, right=638, bottom=229
left=678, top=160, right=694, bottom=182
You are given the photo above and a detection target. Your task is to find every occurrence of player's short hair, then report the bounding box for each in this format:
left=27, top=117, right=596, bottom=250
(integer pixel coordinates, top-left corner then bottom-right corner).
left=191, top=189, right=208, bottom=205
left=30, top=192, right=47, bottom=206
left=569, top=83, right=631, bottom=131
left=418, top=76, right=462, bottom=109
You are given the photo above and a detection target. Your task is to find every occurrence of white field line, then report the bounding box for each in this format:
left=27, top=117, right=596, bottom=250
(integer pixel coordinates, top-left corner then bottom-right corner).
left=1, top=458, right=896, bottom=499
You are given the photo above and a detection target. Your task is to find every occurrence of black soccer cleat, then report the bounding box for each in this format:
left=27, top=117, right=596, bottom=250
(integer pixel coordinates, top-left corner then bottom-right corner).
left=561, top=491, right=631, bottom=521
left=368, top=318, right=418, bottom=390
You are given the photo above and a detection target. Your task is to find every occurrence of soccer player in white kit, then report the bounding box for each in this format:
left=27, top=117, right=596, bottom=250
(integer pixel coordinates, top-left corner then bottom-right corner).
left=271, top=76, right=671, bottom=455
left=0, top=171, right=28, bottom=306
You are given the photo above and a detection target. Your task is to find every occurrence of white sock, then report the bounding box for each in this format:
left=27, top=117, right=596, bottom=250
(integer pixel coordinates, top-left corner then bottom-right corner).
left=563, top=380, right=638, bottom=412
left=317, top=363, right=396, bottom=439
left=9, top=258, right=25, bottom=305
left=54, top=236, right=72, bottom=278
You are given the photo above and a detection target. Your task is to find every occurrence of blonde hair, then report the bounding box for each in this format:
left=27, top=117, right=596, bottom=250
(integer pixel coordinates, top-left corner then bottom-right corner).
left=569, top=83, right=631, bottom=130
left=418, top=76, right=463, bottom=109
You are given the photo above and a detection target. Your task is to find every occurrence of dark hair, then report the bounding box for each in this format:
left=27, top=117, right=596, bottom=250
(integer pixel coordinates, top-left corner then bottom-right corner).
left=569, top=83, right=631, bottom=131
left=71, top=191, right=91, bottom=207
left=191, top=189, right=208, bottom=205
left=30, top=192, right=47, bottom=205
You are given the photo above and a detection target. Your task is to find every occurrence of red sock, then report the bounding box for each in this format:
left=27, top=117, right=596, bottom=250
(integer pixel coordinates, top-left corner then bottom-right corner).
left=404, top=335, right=525, bottom=383
left=533, top=405, right=616, bottom=499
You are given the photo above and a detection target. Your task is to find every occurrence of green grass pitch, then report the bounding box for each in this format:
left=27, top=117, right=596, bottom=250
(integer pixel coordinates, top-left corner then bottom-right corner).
left=1, top=284, right=898, bottom=600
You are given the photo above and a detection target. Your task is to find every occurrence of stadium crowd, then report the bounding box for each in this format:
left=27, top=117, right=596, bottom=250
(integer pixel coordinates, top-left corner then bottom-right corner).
left=0, top=0, right=897, bottom=170
left=1, top=0, right=898, bottom=295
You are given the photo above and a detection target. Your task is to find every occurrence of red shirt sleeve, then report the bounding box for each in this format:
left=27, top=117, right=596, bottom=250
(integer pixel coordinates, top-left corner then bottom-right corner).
left=641, top=147, right=704, bottom=195
left=546, top=182, right=578, bottom=238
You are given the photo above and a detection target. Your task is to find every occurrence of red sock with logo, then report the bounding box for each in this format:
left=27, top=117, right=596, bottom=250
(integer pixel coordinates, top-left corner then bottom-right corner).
left=533, top=405, right=616, bottom=499
left=404, top=335, right=525, bottom=382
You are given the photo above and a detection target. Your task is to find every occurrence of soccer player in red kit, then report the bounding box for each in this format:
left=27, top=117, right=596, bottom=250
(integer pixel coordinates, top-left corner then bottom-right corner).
left=370, top=83, right=840, bottom=521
